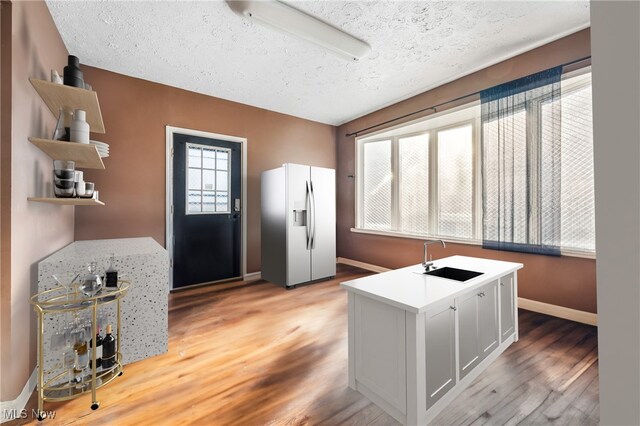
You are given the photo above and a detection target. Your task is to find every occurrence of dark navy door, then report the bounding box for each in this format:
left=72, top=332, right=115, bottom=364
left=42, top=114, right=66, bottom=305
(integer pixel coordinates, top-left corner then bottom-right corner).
left=172, top=133, right=241, bottom=289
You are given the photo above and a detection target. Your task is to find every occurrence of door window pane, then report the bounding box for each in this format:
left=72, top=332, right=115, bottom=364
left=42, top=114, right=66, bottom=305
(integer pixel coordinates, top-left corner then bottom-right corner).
left=362, top=140, right=392, bottom=230
left=216, top=192, right=229, bottom=212
left=188, top=147, right=201, bottom=168
left=203, top=170, right=215, bottom=191
left=217, top=151, right=228, bottom=170
left=188, top=168, right=201, bottom=190
left=438, top=124, right=473, bottom=238
left=185, top=143, right=232, bottom=214
left=202, top=147, right=216, bottom=169
left=216, top=171, right=228, bottom=191
left=188, top=191, right=202, bottom=212
left=399, top=134, right=429, bottom=234
left=202, top=191, right=215, bottom=212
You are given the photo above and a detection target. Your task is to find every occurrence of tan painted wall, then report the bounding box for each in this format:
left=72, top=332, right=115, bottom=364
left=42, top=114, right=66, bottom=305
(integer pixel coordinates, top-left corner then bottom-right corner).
left=74, top=67, right=336, bottom=274
left=336, top=29, right=597, bottom=314
left=1, top=1, right=74, bottom=402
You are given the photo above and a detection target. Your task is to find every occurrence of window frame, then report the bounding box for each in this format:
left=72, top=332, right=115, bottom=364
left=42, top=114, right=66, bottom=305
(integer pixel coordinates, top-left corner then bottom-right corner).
left=185, top=142, right=232, bottom=215
left=353, top=70, right=596, bottom=259
left=355, top=116, right=482, bottom=244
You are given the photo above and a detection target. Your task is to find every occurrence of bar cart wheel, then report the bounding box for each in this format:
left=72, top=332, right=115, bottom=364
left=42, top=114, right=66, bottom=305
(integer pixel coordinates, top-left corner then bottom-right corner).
left=36, top=411, right=47, bottom=421
left=91, top=402, right=100, bottom=410
left=118, top=371, right=123, bottom=376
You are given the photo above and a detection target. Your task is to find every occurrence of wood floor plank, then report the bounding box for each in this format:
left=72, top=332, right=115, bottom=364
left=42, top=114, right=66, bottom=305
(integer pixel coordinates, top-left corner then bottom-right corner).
left=7, top=266, right=598, bottom=426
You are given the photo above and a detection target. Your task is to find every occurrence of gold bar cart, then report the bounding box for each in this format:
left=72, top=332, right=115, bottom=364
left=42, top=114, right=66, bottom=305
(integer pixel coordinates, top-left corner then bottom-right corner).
left=30, top=281, right=130, bottom=421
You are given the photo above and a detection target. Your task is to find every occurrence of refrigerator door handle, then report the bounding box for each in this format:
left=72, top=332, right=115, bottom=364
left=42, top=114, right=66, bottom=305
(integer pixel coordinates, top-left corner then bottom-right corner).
left=310, top=180, right=317, bottom=249
left=305, top=180, right=311, bottom=250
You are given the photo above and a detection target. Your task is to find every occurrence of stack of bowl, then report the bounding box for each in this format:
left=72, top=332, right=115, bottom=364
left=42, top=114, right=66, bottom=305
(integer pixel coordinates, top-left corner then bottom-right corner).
left=53, top=160, right=75, bottom=197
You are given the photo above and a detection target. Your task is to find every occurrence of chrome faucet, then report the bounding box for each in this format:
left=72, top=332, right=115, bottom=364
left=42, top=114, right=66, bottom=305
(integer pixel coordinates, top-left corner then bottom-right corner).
left=422, top=240, right=446, bottom=271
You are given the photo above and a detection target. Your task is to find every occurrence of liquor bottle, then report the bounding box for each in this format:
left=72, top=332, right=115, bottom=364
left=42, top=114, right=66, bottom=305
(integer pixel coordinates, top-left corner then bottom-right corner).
left=89, top=328, right=103, bottom=369
left=102, top=324, right=116, bottom=369
left=105, top=254, right=118, bottom=288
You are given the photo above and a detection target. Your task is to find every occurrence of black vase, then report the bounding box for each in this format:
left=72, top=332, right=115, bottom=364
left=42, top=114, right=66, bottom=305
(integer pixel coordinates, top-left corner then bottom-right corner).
left=63, top=55, right=84, bottom=88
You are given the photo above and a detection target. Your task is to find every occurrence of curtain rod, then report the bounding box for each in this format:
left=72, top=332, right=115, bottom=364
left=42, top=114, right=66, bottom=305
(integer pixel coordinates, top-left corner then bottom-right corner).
left=345, top=55, right=592, bottom=138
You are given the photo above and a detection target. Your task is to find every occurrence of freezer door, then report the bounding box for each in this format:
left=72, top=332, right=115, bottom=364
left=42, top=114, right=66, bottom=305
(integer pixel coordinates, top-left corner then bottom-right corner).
left=286, top=164, right=312, bottom=285
left=310, top=166, right=336, bottom=280
left=261, top=167, right=287, bottom=286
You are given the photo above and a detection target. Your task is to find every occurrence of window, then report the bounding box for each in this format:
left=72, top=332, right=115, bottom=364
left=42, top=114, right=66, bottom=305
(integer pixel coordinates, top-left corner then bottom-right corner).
left=399, top=134, right=429, bottom=234
left=559, top=75, right=595, bottom=252
left=186, top=143, right=230, bottom=214
left=362, top=139, right=392, bottom=230
left=356, top=105, right=480, bottom=243
left=437, top=124, right=474, bottom=239
left=355, top=70, right=595, bottom=256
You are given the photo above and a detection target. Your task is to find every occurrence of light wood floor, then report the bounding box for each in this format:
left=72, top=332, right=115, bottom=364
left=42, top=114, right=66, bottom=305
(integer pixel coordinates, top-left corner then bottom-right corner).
left=11, top=264, right=598, bottom=425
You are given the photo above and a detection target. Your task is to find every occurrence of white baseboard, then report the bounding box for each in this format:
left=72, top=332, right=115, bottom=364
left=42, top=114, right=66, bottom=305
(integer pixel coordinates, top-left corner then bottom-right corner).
left=243, top=271, right=261, bottom=281
left=518, top=297, right=597, bottom=326
left=0, top=368, right=36, bottom=423
left=336, top=257, right=598, bottom=326
left=336, top=257, right=391, bottom=273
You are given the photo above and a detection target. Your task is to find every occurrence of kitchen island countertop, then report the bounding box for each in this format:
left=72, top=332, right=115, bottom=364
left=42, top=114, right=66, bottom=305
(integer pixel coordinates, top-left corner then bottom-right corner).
left=340, top=255, right=523, bottom=313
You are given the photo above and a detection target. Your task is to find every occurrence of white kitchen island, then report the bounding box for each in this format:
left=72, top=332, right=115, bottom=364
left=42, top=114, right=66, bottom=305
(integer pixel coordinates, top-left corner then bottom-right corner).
left=341, top=255, right=523, bottom=425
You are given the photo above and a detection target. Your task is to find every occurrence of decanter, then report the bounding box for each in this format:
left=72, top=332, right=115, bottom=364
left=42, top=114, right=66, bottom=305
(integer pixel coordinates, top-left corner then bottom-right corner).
left=80, top=261, right=103, bottom=297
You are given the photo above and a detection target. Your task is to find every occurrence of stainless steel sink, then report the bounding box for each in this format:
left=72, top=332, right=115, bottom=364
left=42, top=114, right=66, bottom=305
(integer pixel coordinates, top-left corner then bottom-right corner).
left=424, top=267, right=483, bottom=282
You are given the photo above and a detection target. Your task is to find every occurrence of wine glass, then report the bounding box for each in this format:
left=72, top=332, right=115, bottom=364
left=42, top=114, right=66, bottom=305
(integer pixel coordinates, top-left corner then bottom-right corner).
left=50, top=328, right=68, bottom=371
left=62, top=345, right=75, bottom=392
left=52, top=272, right=80, bottom=301
left=70, top=319, right=87, bottom=389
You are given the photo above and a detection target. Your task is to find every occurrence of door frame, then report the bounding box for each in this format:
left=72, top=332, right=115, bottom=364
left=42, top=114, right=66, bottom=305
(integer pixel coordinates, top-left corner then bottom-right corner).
left=165, top=125, right=248, bottom=290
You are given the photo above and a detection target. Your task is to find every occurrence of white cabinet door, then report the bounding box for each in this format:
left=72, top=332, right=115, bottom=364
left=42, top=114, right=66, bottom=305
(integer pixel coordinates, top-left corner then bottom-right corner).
left=456, top=290, right=480, bottom=380
left=500, top=273, right=515, bottom=342
left=354, top=295, right=406, bottom=414
left=457, top=280, right=500, bottom=379
left=424, top=297, right=457, bottom=410
left=478, top=280, right=499, bottom=358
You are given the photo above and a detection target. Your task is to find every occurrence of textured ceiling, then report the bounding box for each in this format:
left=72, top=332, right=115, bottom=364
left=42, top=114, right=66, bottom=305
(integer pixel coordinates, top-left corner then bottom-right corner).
left=46, top=1, right=590, bottom=125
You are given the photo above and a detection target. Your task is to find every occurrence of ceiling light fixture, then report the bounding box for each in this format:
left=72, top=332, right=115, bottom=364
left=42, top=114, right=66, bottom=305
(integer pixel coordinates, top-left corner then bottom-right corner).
left=226, top=0, right=371, bottom=61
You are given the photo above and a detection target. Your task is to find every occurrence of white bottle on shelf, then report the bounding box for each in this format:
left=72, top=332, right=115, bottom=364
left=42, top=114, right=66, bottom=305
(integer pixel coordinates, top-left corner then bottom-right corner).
left=75, top=170, right=86, bottom=197
left=70, top=109, right=90, bottom=144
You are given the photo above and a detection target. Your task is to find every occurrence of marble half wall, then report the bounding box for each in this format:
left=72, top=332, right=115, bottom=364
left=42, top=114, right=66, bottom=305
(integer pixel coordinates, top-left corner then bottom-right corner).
left=37, top=237, right=168, bottom=378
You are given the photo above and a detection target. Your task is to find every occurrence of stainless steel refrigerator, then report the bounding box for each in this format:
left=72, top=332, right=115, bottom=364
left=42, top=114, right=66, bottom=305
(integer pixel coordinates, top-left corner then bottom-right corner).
left=261, top=163, right=336, bottom=288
